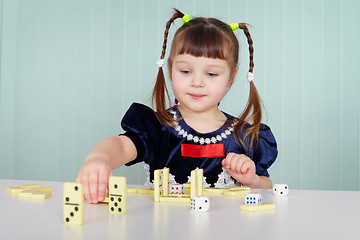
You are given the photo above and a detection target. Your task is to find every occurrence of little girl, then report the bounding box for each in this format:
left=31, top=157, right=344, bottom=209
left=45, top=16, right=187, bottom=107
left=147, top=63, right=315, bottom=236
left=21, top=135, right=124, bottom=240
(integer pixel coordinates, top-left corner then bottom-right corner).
left=76, top=9, right=278, bottom=204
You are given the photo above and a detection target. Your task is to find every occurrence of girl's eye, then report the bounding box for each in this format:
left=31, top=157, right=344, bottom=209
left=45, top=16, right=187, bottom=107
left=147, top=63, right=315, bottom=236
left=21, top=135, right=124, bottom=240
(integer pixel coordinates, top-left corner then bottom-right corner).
left=208, top=72, right=218, bottom=77
left=181, top=70, right=190, bottom=74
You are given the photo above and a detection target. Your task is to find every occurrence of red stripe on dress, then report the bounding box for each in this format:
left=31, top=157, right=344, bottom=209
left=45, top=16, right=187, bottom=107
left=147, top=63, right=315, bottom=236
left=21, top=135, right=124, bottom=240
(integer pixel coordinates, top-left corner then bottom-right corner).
left=181, top=143, right=225, bottom=158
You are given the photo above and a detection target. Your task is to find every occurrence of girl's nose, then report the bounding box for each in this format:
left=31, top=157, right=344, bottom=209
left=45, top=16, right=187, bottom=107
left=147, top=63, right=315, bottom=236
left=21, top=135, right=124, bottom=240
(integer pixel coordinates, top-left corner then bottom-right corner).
left=190, top=75, right=204, bottom=87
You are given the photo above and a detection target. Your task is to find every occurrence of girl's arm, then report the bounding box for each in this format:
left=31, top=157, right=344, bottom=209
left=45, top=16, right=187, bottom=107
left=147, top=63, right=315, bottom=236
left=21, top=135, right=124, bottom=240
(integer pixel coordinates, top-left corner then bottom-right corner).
left=249, top=175, right=273, bottom=189
left=75, top=135, right=137, bottom=203
left=221, top=152, right=273, bottom=189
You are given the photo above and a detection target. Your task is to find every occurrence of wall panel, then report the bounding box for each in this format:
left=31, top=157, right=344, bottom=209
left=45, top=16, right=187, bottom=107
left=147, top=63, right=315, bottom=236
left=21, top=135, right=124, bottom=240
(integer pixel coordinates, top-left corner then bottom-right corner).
left=0, top=0, right=359, bottom=190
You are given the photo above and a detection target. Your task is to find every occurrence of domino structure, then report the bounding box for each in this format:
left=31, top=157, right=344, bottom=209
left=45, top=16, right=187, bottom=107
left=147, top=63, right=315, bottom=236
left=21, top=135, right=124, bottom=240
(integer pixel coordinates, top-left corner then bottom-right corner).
left=98, top=168, right=249, bottom=205
left=6, top=184, right=54, bottom=199
left=153, top=168, right=204, bottom=203
left=153, top=168, right=212, bottom=212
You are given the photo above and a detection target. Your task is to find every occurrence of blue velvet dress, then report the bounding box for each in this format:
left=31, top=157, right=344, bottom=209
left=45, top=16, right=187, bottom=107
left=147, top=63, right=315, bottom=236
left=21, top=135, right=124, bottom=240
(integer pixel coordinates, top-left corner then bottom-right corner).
left=121, top=103, right=278, bottom=187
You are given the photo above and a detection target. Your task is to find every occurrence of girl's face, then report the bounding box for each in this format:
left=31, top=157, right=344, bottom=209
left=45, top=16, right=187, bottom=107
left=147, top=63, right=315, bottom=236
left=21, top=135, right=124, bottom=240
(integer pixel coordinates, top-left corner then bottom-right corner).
left=171, top=54, right=237, bottom=114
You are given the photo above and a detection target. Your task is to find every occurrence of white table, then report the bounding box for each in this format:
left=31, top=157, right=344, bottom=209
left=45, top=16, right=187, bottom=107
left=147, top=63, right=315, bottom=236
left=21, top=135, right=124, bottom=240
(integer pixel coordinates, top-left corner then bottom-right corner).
left=1, top=179, right=359, bottom=240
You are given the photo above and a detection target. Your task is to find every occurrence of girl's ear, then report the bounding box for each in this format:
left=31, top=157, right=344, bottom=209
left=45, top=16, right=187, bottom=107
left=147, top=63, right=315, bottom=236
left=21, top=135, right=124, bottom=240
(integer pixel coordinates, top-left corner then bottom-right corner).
left=228, top=66, right=239, bottom=88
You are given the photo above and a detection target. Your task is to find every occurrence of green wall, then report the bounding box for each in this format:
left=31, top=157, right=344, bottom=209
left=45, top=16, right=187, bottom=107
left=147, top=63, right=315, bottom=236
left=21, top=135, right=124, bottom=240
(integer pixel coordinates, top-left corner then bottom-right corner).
left=0, top=0, right=359, bottom=190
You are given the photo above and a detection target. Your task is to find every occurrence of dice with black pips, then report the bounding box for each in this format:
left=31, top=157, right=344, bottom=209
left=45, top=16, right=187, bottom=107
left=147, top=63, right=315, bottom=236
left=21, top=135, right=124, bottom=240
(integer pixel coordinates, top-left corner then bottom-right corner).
left=190, top=196, right=210, bottom=212
left=273, top=183, right=289, bottom=196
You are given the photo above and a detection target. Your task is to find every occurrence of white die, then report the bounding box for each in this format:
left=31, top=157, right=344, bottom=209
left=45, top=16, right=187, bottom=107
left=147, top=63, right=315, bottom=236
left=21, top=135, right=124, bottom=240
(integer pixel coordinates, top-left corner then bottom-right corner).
left=190, top=196, right=210, bottom=212
left=245, top=193, right=262, bottom=205
left=273, top=183, right=289, bottom=196
left=169, top=184, right=184, bottom=194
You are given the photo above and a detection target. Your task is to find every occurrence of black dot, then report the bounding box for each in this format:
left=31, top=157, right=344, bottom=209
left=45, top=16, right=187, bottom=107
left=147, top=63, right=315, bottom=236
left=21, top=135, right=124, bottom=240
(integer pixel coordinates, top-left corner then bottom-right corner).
left=110, top=197, right=114, bottom=201
left=285, top=186, right=288, bottom=189
left=115, top=203, right=118, bottom=207
left=66, top=218, right=70, bottom=222
left=65, top=197, right=69, bottom=202
left=118, top=208, right=122, bottom=212
left=118, top=198, right=122, bottom=202
left=114, top=184, right=118, bottom=189
left=70, top=212, right=74, bottom=217
left=199, top=207, right=202, bottom=210
left=75, top=207, right=78, bottom=211
left=75, top=186, right=78, bottom=191
left=280, top=192, right=283, bottom=194
left=111, top=207, right=114, bottom=211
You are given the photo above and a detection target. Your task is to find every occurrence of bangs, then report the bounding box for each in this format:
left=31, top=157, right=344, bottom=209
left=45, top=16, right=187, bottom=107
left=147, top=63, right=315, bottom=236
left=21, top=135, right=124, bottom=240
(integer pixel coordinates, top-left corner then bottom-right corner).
left=176, top=23, right=229, bottom=60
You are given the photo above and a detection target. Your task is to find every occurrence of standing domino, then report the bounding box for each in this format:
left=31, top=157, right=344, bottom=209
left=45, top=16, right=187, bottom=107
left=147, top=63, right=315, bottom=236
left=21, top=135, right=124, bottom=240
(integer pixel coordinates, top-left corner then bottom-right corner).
left=63, top=183, right=83, bottom=225
left=273, top=183, right=289, bottom=196
left=109, top=176, right=127, bottom=214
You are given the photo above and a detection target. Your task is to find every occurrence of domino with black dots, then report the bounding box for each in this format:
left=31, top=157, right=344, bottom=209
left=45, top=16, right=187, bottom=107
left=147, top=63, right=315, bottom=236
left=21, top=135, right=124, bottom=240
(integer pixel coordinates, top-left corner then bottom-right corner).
left=108, top=176, right=127, bottom=214
left=63, top=182, right=83, bottom=225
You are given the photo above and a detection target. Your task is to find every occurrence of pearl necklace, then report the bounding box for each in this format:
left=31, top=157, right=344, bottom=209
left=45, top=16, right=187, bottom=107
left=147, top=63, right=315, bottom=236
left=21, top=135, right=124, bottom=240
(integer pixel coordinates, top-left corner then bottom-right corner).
left=170, top=110, right=238, bottom=145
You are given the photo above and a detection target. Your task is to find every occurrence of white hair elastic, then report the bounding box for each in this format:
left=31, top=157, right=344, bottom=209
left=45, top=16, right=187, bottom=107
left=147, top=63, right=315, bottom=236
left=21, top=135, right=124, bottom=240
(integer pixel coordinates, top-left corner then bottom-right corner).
left=156, top=59, right=165, bottom=68
left=246, top=72, right=255, bottom=83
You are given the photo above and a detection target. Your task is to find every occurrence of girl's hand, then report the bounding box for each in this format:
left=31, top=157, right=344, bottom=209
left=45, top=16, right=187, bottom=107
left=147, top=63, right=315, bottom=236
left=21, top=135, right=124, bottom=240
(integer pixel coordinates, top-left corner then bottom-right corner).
left=221, top=152, right=256, bottom=186
left=75, top=159, right=113, bottom=204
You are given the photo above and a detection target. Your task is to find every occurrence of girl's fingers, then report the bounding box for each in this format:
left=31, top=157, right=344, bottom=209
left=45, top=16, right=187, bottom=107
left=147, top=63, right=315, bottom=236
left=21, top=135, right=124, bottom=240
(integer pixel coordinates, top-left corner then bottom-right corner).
left=76, top=160, right=114, bottom=204
left=234, top=157, right=244, bottom=174
left=97, top=169, right=110, bottom=202
left=88, top=171, right=99, bottom=203
left=222, top=153, right=256, bottom=186
left=241, top=160, right=255, bottom=174
left=75, top=172, right=81, bottom=184
left=222, top=152, right=235, bottom=168
left=81, top=174, right=91, bottom=203
left=225, top=153, right=247, bottom=174
left=230, top=155, right=241, bottom=173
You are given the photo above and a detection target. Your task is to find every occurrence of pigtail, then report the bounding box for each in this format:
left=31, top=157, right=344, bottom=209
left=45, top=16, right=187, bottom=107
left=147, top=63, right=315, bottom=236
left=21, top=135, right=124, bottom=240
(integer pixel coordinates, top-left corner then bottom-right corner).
left=234, top=23, right=263, bottom=152
left=152, top=9, right=184, bottom=125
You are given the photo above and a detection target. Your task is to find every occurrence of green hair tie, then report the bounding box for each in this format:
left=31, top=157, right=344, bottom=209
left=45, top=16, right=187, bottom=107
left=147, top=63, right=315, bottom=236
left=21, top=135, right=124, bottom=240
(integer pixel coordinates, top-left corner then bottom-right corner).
left=182, top=14, right=192, bottom=23
left=229, top=23, right=239, bottom=31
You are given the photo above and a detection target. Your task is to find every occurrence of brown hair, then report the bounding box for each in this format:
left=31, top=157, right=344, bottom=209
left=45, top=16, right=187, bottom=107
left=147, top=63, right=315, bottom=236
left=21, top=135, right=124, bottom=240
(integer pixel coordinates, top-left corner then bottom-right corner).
left=152, top=9, right=262, bottom=151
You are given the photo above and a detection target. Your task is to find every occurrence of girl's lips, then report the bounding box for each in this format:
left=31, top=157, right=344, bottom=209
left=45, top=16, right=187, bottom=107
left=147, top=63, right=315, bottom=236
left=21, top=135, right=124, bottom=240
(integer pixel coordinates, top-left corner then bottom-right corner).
left=188, top=93, right=205, bottom=99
